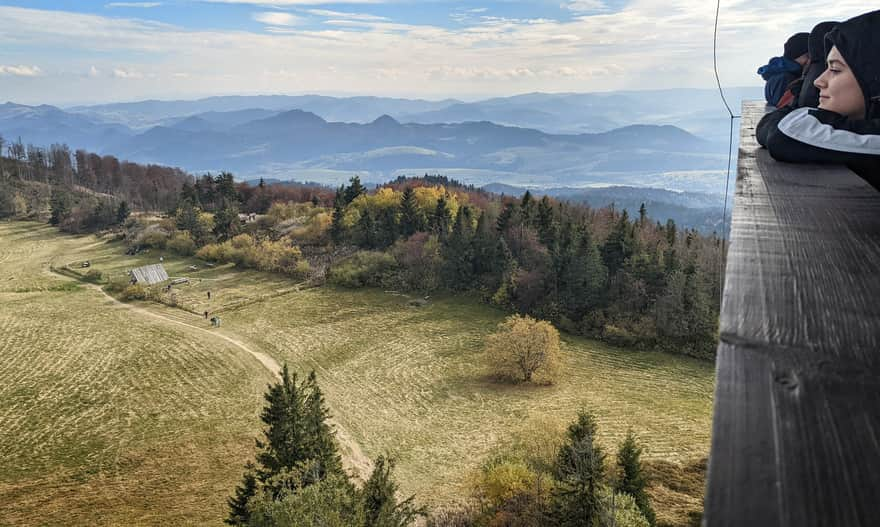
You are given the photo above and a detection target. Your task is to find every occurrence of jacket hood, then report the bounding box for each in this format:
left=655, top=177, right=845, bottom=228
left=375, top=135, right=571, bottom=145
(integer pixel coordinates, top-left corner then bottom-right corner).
left=757, top=56, right=802, bottom=80
left=825, top=10, right=880, bottom=114
left=808, top=21, right=837, bottom=64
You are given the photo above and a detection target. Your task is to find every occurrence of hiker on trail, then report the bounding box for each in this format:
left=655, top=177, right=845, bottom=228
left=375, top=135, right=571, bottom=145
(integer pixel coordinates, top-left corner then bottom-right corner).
left=758, top=32, right=809, bottom=107
left=756, top=10, right=880, bottom=189
left=795, top=21, right=839, bottom=109
left=207, top=291, right=211, bottom=300
left=205, top=310, right=208, bottom=319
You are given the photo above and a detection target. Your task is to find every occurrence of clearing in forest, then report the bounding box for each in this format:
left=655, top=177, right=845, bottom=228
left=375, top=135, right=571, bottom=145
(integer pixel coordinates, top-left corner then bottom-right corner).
left=0, top=222, right=715, bottom=525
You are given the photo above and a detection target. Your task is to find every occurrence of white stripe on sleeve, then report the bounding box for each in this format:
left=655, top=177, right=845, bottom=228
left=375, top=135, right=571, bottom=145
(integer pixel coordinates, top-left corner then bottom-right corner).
left=778, top=107, right=880, bottom=155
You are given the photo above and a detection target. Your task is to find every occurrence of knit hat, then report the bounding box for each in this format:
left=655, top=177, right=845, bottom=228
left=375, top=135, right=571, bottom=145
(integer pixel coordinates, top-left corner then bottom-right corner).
left=825, top=10, right=880, bottom=117
left=783, top=32, right=810, bottom=60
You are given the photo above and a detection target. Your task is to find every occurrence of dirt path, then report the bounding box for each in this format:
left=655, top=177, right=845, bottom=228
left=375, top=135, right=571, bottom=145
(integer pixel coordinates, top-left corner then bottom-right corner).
left=53, top=268, right=374, bottom=482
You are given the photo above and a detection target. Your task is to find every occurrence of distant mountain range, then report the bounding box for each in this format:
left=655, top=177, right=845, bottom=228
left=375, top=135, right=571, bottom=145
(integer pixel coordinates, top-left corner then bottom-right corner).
left=0, top=88, right=759, bottom=195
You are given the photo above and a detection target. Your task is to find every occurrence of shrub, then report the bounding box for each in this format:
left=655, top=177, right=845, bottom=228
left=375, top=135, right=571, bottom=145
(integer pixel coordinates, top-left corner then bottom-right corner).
left=328, top=251, right=397, bottom=288
left=167, top=231, right=196, bottom=256
left=82, top=269, right=103, bottom=283
left=121, top=284, right=147, bottom=301
left=485, top=315, right=561, bottom=384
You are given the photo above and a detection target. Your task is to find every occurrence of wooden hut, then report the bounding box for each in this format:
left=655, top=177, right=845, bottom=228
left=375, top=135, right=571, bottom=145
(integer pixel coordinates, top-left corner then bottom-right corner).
left=129, top=264, right=169, bottom=285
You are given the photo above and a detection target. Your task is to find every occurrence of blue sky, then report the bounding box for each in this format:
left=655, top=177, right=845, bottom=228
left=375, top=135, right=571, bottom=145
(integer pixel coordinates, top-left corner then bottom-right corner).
left=0, top=1, right=872, bottom=105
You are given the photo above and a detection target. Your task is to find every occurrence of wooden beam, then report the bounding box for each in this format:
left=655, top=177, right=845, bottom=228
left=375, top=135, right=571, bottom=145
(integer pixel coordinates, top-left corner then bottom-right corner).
left=703, top=102, right=880, bottom=526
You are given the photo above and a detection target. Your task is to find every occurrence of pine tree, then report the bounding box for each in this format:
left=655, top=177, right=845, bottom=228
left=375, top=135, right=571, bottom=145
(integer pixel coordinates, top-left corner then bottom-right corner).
left=213, top=199, right=241, bottom=241
left=536, top=195, right=557, bottom=248
left=554, top=411, right=606, bottom=527
left=601, top=210, right=634, bottom=276
left=496, top=202, right=517, bottom=233
left=615, top=431, right=655, bottom=526
left=520, top=190, right=536, bottom=226
left=638, top=203, right=647, bottom=226
left=399, top=187, right=423, bottom=237
left=48, top=189, right=71, bottom=226
left=226, top=463, right=258, bottom=526
left=430, top=195, right=451, bottom=239
left=442, top=205, right=475, bottom=288
left=116, top=201, right=131, bottom=224
left=375, top=205, right=400, bottom=249
left=330, top=190, right=346, bottom=245
left=355, top=209, right=378, bottom=249
left=344, top=176, right=366, bottom=205
left=362, top=456, right=426, bottom=527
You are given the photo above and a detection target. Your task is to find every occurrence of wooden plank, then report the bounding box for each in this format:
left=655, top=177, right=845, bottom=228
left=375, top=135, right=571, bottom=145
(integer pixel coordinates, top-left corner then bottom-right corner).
left=704, top=102, right=880, bottom=526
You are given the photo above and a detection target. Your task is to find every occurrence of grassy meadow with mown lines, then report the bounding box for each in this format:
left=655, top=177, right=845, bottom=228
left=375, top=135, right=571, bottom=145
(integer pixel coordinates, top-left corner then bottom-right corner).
left=0, top=221, right=714, bottom=526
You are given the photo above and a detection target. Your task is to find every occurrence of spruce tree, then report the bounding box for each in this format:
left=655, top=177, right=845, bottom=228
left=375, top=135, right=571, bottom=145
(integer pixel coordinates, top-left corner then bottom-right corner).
left=48, top=189, right=70, bottom=226
left=116, top=200, right=131, bottom=224
left=554, top=411, right=606, bottom=527
left=496, top=202, right=517, bottom=233
left=344, top=176, right=366, bottom=205
left=615, top=430, right=655, bottom=526
left=399, top=187, right=423, bottom=237
left=330, top=191, right=346, bottom=245
left=441, top=206, right=475, bottom=288
left=536, top=195, right=557, bottom=248
left=355, top=209, right=378, bottom=249
left=362, top=456, right=426, bottom=527
left=430, top=195, right=451, bottom=239
left=520, top=190, right=536, bottom=226
left=226, top=463, right=258, bottom=526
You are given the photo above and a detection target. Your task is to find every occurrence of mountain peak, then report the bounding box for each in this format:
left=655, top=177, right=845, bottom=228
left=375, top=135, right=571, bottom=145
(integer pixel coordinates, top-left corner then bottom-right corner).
left=371, top=114, right=400, bottom=126
left=277, top=109, right=326, bottom=125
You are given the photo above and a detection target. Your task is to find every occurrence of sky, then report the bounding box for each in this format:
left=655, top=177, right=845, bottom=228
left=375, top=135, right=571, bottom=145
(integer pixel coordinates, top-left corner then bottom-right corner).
left=0, top=0, right=873, bottom=105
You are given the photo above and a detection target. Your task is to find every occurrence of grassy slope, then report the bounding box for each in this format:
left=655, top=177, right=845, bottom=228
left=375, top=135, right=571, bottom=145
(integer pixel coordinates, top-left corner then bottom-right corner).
left=0, top=222, right=274, bottom=526
left=0, top=221, right=714, bottom=525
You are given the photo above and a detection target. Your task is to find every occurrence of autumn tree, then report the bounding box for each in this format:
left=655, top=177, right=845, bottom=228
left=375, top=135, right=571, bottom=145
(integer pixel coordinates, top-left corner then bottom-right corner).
left=485, top=314, right=561, bottom=384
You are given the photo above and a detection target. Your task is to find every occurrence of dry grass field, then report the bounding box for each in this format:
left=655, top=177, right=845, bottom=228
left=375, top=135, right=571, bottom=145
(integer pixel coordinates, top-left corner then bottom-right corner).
left=0, top=222, right=274, bottom=526
left=0, top=221, right=715, bottom=526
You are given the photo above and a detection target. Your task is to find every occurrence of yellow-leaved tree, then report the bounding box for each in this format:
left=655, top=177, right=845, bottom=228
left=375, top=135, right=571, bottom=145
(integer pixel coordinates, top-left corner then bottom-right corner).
left=485, top=314, right=561, bottom=384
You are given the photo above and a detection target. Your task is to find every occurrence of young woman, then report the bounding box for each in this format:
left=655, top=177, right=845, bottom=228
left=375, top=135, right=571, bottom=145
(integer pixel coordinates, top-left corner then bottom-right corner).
left=756, top=10, right=880, bottom=187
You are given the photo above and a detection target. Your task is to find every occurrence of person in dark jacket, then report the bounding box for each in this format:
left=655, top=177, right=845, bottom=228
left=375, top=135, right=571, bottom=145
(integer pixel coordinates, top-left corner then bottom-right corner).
left=757, top=32, right=809, bottom=107
left=795, top=21, right=839, bottom=108
left=756, top=10, right=880, bottom=188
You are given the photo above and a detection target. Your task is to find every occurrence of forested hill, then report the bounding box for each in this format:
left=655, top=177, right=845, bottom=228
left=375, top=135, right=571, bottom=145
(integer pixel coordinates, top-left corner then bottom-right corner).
left=0, top=142, right=721, bottom=358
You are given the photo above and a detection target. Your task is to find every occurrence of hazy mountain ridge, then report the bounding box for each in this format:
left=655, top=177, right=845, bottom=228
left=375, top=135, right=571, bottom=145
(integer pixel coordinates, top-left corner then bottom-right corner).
left=0, top=89, right=752, bottom=195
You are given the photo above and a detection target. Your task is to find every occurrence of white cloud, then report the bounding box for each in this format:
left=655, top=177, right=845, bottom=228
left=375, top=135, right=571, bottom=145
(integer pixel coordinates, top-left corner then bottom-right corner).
left=204, top=0, right=381, bottom=4
left=89, top=65, right=101, bottom=77
left=113, top=67, right=144, bottom=79
left=253, top=12, right=301, bottom=26
left=0, top=65, right=42, bottom=77
left=306, top=9, right=388, bottom=21
left=106, top=2, right=163, bottom=7
left=0, top=2, right=875, bottom=104
left=564, top=0, right=608, bottom=12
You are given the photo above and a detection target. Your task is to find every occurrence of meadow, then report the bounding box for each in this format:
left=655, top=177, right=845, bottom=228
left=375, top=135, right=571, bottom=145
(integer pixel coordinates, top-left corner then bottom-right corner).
left=0, top=221, right=715, bottom=525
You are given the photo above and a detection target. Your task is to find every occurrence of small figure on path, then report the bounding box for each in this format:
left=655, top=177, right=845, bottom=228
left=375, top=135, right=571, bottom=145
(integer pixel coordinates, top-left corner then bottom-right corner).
left=207, top=291, right=211, bottom=300
left=204, top=310, right=208, bottom=319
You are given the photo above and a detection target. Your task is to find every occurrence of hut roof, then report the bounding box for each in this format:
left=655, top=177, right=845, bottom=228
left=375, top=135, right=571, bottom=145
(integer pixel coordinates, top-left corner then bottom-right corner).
left=129, top=264, right=169, bottom=285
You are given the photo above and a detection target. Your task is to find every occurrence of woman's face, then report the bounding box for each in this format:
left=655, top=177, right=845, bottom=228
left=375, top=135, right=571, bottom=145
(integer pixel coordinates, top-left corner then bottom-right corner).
left=814, top=45, right=866, bottom=119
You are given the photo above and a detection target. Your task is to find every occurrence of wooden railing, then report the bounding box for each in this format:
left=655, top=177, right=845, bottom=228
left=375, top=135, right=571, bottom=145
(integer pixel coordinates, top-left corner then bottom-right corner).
left=703, top=101, right=880, bottom=526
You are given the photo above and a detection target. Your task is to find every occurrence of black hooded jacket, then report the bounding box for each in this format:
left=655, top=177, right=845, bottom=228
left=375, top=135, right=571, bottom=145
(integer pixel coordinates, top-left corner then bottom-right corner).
left=797, top=21, right=838, bottom=108
left=756, top=10, right=880, bottom=188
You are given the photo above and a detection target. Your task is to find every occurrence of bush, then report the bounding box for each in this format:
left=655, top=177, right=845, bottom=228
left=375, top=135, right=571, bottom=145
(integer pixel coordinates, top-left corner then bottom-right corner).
left=328, top=251, right=397, bottom=288
left=167, top=230, right=196, bottom=256
left=485, top=315, right=561, bottom=384
left=121, top=284, right=147, bottom=301
left=82, top=269, right=103, bottom=283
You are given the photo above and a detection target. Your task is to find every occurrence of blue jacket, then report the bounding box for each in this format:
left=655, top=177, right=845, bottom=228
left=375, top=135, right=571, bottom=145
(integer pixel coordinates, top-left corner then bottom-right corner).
left=757, top=57, right=802, bottom=106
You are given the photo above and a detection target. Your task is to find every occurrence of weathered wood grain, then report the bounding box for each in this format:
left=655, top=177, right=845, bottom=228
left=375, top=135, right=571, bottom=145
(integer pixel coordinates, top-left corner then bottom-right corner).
left=703, top=102, right=880, bottom=527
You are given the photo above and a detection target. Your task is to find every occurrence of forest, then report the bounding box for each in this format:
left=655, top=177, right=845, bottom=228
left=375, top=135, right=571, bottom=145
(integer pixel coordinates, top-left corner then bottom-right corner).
left=0, top=136, right=721, bottom=359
